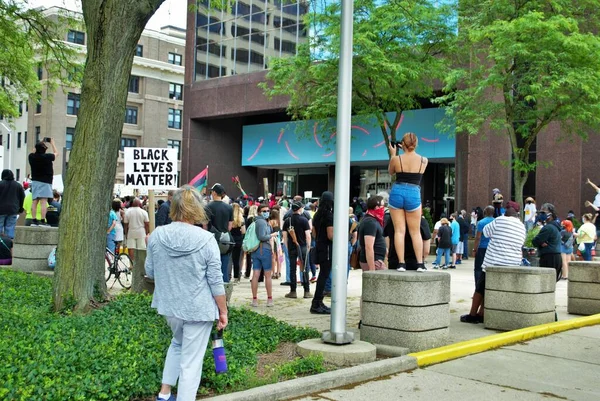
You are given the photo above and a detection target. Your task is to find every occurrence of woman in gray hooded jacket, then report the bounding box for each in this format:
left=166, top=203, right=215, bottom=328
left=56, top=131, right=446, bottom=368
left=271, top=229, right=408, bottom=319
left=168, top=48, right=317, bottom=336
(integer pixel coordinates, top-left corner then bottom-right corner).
left=146, top=185, right=227, bottom=401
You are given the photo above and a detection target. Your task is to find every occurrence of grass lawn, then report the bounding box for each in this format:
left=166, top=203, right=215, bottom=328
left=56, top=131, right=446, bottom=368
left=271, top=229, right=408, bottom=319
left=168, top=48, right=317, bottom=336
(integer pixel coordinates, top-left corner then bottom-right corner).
left=0, top=270, right=322, bottom=401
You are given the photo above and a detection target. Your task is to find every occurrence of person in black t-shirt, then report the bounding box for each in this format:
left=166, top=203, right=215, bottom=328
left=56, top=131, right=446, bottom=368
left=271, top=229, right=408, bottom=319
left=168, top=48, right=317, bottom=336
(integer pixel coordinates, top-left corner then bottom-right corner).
left=282, top=201, right=311, bottom=298
left=311, top=191, right=334, bottom=314
left=28, top=140, right=58, bottom=227
left=207, top=183, right=234, bottom=283
left=358, top=196, right=387, bottom=270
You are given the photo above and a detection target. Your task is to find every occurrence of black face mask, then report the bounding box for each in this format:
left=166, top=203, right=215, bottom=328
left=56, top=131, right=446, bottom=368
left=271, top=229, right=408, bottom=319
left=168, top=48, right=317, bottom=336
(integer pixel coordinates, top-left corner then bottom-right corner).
left=539, top=212, right=548, bottom=222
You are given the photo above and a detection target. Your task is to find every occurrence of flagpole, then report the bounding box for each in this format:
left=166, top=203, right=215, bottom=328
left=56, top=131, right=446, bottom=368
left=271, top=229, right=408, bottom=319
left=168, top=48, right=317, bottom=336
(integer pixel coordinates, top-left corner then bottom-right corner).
left=205, top=165, right=209, bottom=196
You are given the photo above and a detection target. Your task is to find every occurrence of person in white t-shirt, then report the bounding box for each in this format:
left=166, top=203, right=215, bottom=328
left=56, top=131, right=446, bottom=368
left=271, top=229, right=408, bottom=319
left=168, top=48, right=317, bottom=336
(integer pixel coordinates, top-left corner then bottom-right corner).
left=460, top=201, right=526, bottom=324
left=432, top=213, right=446, bottom=247
left=523, top=197, right=537, bottom=232
left=124, top=198, right=150, bottom=260
left=586, top=178, right=600, bottom=207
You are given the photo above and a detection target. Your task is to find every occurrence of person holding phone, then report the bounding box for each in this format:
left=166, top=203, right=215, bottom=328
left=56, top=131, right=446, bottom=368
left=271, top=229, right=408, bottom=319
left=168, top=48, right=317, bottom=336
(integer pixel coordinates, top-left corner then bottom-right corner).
left=387, top=132, right=428, bottom=272
left=28, top=138, right=58, bottom=227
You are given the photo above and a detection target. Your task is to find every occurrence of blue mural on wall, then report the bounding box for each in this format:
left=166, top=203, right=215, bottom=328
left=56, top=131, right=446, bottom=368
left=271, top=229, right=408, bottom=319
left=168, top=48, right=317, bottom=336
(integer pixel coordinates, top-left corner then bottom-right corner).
left=242, top=108, right=455, bottom=166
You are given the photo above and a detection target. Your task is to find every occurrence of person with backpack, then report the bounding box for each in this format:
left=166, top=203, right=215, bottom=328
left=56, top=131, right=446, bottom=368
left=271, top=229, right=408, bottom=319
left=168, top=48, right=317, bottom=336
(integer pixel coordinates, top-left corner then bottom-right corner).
left=432, top=218, right=452, bottom=269
left=560, top=220, right=574, bottom=280
left=207, top=184, right=234, bottom=283
left=246, top=203, right=276, bottom=307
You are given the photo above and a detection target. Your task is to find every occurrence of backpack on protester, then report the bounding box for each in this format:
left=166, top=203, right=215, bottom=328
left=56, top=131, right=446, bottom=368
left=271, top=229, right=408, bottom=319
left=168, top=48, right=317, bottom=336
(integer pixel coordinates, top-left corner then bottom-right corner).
left=242, top=221, right=260, bottom=253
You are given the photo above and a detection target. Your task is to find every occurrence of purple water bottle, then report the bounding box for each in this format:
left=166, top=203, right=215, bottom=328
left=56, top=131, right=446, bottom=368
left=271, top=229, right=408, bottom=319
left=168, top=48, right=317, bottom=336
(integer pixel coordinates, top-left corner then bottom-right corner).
left=212, top=329, right=228, bottom=374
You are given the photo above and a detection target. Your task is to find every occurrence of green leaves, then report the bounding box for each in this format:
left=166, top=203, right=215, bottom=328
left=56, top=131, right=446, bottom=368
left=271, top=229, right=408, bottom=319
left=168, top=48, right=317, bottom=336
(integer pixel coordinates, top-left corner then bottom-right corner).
left=0, top=270, right=321, bottom=400
left=261, top=0, right=457, bottom=151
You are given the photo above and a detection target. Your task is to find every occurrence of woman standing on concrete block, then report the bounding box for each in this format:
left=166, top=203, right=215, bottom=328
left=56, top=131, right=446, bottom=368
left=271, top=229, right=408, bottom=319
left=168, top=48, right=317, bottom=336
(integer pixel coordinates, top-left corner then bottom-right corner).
left=387, top=133, right=428, bottom=272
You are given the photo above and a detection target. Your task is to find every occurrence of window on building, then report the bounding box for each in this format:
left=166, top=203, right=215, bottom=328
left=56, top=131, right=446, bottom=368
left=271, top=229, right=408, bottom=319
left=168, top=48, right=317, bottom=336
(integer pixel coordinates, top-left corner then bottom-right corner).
left=24, top=130, right=27, bottom=144
left=6, top=133, right=9, bottom=150
left=196, top=62, right=226, bottom=79
left=250, top=51, right=264, bottom=66
left=135, top=44, right=143, bottom=57
left=17, top=132, right=21, bottom=148
left=125, top=106, right=138, bottom=125
left=67, top=93, right=80, bottom=115
left=15, top=169, right=20, bottom=182
left=167, top=139, right=181, bottom=159
left=275, top=38, right=296, bottom=54
left=0, top=135, right=3, bottom=144
left=18, top=102, right=23, bottom=117
left=37, top=63, right=43, bottom=80
left=196, top=37, right=225, bottom=57
left=168, top=108, right=182, bottom=129
left=35, top=126, right=40, bottom=143
left=128, top=76, right=140, bottom=93
left=168, top=52, right=182, bottom=66
left=35, top=93, right=42, bottom=114
left=169, top=83, right=183, bottom=100
left=66, top=127, right=75, bottom=150
left=120, top=137, right=137, bottom=151
left=67, top=30, right=85, bottom=45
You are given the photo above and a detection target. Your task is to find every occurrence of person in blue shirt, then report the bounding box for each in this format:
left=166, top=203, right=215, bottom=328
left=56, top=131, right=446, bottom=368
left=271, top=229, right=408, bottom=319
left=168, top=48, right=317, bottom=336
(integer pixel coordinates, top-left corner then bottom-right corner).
left=471, top=206, right=495, bottom=285
left=449, top=212, right=461, bottom=269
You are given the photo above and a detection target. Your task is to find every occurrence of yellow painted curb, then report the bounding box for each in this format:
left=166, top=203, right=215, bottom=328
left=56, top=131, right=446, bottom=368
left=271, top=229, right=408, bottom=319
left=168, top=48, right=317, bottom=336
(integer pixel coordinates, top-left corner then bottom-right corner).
left=409, top=314, right=600, bottom=367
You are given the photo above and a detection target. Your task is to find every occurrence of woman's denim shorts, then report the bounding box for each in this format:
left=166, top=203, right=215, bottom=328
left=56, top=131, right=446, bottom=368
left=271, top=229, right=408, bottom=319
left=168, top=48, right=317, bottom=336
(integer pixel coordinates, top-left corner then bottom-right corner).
left=389, top=183, right=422, bottom=212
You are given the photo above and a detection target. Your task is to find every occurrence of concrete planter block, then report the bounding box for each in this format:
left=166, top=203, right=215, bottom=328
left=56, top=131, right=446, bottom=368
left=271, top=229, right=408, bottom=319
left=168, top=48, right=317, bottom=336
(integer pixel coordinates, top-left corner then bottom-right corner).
left=361, top=325, right=449, bottom=353
left=484, top=266, right=556, bottom=331
left=362, top=270, right=450, bottom=305
left=569, top=262, right=600, bottom=283
left=362, top=301, right=449, bottom=332
left=11, top=257, right=52, bottom=272
left=361, top=270, right=450, bottom=352
left=14, top=226, right=59, bottom=245
left=484, top=310, right=555, bottom=331
left=485, top=290, right=556, bottom=314
left=567, top=298, right=600, bottom=316
left=485, top=266, right=556, bottom=293
left=568, top=282, right=600, bottom=300
left=13, top=244, right=56, bottom=260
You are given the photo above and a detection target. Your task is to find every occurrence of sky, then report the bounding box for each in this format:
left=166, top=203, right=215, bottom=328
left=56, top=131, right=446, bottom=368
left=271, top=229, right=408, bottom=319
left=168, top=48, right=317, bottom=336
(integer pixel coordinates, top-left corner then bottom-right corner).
left=29, top=0, right=188, bottom=31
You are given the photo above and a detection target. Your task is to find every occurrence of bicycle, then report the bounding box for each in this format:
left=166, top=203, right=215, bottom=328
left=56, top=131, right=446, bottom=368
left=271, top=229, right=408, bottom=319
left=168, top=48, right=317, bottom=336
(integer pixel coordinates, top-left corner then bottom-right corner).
left=105, top=246, right=133, bottom=289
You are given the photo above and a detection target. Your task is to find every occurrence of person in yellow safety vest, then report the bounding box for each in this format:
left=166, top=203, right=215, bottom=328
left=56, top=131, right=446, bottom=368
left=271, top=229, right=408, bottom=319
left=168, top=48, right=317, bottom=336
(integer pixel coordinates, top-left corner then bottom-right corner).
left=23, top=192, right=42, bottom=226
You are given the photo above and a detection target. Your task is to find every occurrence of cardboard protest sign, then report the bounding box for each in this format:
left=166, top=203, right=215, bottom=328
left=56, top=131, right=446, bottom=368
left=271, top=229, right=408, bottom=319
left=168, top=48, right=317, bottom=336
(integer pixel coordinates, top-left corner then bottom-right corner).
left=124, top=147, right=178, bottom=189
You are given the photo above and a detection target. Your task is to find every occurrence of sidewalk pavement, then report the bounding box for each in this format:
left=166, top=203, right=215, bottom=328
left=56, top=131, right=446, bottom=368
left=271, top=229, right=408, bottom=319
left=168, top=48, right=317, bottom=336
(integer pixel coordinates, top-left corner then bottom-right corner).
left=293, top=324, right=600, bottom=401
left=228, top=256, right=574, bottom=345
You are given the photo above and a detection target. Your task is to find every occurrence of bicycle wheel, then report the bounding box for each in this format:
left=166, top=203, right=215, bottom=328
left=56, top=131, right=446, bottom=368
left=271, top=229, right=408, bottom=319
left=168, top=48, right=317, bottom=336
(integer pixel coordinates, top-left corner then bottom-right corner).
left=105, top=251, right=114, bottom=282
left=116, top=253, right=133, bottom=289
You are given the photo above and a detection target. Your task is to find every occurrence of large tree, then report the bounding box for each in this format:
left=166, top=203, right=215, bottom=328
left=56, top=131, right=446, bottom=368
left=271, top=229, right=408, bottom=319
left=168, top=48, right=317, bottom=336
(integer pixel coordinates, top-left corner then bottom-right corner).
left=261, top=0, right=455, bottom=156
left=439, top=0, right=600, bottom=208
left=53, top=0, right=165, bottom=312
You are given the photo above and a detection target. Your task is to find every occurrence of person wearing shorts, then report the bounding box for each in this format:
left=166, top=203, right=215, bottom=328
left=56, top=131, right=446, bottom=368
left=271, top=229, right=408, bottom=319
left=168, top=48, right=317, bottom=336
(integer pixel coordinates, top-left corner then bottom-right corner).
left=124, top=198, right=149, bottom=260
left=250, top=203, right=275, bottom=307
left=28, top=140, right=58, bottom=227
left=387, top=132, right=428, bottom=272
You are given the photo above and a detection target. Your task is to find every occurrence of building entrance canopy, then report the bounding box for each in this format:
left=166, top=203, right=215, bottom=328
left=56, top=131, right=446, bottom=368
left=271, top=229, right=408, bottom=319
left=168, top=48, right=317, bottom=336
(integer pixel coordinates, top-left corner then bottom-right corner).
left=242, top=108, right=455, bottom=167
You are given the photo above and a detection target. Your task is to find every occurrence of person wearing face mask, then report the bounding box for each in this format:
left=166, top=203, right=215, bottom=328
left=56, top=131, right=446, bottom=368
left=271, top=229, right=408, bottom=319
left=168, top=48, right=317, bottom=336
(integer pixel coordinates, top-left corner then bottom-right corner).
left=282, top=201, right=312, bottom=299
left=532, top=203, right=563, bottom=281
left=250, top=203, right=276, bottom=307
left=524, top=197, right=537, bottom=232
left=358, top=196, right=387, bottom=271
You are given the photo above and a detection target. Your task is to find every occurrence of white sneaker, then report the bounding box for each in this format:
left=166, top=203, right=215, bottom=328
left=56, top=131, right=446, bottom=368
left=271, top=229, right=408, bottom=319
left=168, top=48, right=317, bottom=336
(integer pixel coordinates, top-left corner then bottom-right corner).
left=396, top=267, right=406, bottom=272
left=417, top=267, right=427, bottom=272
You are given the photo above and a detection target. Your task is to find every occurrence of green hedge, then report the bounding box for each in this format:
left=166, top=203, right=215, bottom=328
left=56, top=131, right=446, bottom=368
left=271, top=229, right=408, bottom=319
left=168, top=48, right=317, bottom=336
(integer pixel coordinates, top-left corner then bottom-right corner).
left=0, top=270, right=320, bottom=400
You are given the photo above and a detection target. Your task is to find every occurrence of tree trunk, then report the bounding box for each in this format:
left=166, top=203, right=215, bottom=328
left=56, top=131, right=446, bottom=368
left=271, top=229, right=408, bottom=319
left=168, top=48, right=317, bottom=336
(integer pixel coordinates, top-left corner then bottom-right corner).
left=52, top=0, right=165, bottom=312
left=514, top=171, right=527, bottom=220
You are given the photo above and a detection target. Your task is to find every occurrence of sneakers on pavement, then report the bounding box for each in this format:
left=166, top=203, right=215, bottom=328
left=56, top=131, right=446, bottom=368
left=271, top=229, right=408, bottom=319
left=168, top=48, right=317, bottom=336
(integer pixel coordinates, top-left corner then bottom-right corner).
left=460, top=314, right=483, bottom=324
left=157, top=395, right=176, bottom=401
left=396, top=262, right=406, bottom=272
left=284, top=291, right=297, bottom=299
left=267, top=298, right=274, bottom=307
left=250, top=299, right=258, bottom=307
left=280, top=281, right=291, bottom=286
left=303, top=291, right=313, bottom=299
left=448, top=265, right=456, bottom=269
left=441, top=265, right=448, bottom=270
left=456, top=260, right=462, bottom=265
left=432, top=263, right=439, bottom=269
left=416, top=266, right=427, bottom=272
left=310, top=304, right=331, bottom=314
left=30, top=219, right=39, bottom=227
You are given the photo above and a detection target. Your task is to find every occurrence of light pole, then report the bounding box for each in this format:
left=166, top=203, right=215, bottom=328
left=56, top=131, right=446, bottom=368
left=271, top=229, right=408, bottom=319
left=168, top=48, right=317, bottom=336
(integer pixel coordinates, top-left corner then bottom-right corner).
left=0, top=122, right=12, bottom=170
left=322, top=0, right=354, bottom=345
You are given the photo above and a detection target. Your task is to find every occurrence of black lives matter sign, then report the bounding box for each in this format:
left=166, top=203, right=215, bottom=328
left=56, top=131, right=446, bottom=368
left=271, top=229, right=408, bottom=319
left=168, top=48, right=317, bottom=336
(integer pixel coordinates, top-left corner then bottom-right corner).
left=124, top=148, right=178, bottom=189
